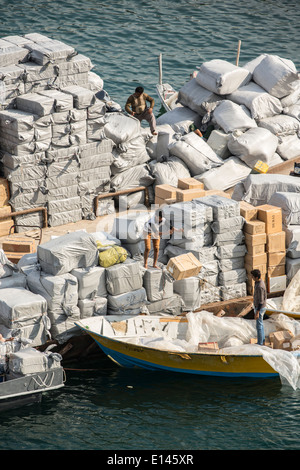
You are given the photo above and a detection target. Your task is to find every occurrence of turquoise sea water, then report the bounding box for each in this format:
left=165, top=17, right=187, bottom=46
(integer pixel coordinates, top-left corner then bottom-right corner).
left=0, top=0, right=300, bottom=452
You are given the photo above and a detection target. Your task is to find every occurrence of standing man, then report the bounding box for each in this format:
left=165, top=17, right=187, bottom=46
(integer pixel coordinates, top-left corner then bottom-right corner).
left=125, top=86, right=157, bottom=135
left=251, top=269, right=267, bottom=345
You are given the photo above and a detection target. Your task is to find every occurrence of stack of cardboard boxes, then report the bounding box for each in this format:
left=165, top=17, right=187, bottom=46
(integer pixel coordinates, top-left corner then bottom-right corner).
left=241, top=201, right=286, bottom=295
left=154, top=177, right=230, bottom=206
left=0, top=177, right=14, bottom=237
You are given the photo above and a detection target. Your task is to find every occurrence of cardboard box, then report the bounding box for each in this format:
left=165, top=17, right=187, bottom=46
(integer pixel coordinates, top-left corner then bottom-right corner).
left=266, top=231, right=285, bottom=253
left=257, top=204, right=282, bottom=234
left=267, top=264, right=285, bottom=277
left=269, top=330, right=293, bottom=350
left=245, top=263, right=267, bottom=275
left=267, top=275, right=287, bottom=293
left=177, top=178, right=204, bottom=190
left=176, top=188, right=206, bottom=202
left=267, top=252, right=286, bottom=266
left=245, top=253, right=267, bottom=269
left=2, top=238, right=36, bottom=254
left=155, top=184, right=177, bottom=200
left=204, top=189, right=231, bottom=199
left=246, top=244, right=265, bottom=256
left=198, top=342, right=219, bottom=352
left=0, top=178, right=10, bottom=207
left=245, top=232, right=267, bottom=247
left=0, top=220, right=14, bottom=237
left=166, top=252, right=202, bottom=281
left=155, top=196, right=176, bottom=206
left=240, top=201, right=257, bottom=221
left=244, top=220, right=266, bottom=235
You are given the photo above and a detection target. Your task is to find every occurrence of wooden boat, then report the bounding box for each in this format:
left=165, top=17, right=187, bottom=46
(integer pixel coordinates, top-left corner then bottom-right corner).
left=0, top=366, right=65, bottom=411
left=76, top=314, right=281, bottom=379
left=156, top=53, right=180, bottom=112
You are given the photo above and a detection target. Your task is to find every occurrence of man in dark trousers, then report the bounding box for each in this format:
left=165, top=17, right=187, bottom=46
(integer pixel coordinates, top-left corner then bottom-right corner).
left=251, top=269, right=267, bottom=345
left=125, top=86, right=157, bottom=135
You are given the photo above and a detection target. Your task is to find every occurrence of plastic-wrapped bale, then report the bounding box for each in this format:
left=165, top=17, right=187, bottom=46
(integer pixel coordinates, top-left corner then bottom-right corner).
left=168, top=131, right=223, bottom=177
left=196, top=195, right=240, bottom=220
left=149, top=156, right=190, bottom=187
left=252, top=54, right=298, bottom=99
left=227, top=128, right=278, bottom=169
left=195, top=156, right=252, bottom=192
left=0, top=320, right=49, bottom=348
left=61, top=85, right=95, bottom=110
left=26, top=270, right=79, bottom=315
left=211, top=215, right=245, bottom=247
left=0, top=272, right=27, bottom=289
left=110, top=163, right=154, bottom=191
left=242, top=174, right=300, bottom=207
left=146, top=293, right=184, bottom=316
left=281, top=81, right=300, bottom=108
left=268, top=192, right=300, bottom=226
left=220, top=283, right=247, bottom=301
left=286, top=258, right=300, bottom=283
left=0, top=63, right=26, bottom=108
left=103, top=112, right=141, bottom=145
left=17, top=252, right=38, bottom=275
left=164, top=244, right=217, bottom=264
left=212, top=101, right=257, bottom=134
left=0, top=249, right=18, bottom=278
left=71, top=266, right=107, bottom=299
left=257, top=114, right=300, bottom=137
left=37, top=230, right=98, bottom=275
left=143, top=267, right=173, bottom=302
left=112, top=212, right=152, bottom=244
left=195, top=59, right=251, bottom=95
left=218, top=268, right=247, bottom=286
left=8, top=347, right=62, bottom=377
left=48, top=197, right=82, bottom=227
left=173, top=276, right=219, bottom=311
left=177, top=78, right=222, bottom=116
left=283, top=225, right=300, bottom=259
left=24, top=37, right=76, bottom=65
left=16, top=92, right=55, bottom=116
left=107, top=287, right=147, bottom=315
left=156, top=106, right=202, bottom=134
left=78, top=297, right=107, bottom=318
left=0, top=287, right=48, bottom=329
left=0, top=38, right=29, bottom=67
left=276, top=134, right=300, bottom=161
left=47, top=310, right=81, bottom=343
left=228, top=82, right=283, bottom=120
left=105, top=261, right=143, bottom=296
left=206, top=129, right=231, bottom=160
left=216, top=244, right=247, bottom=260
left=111, top=135, right=150, bottom=174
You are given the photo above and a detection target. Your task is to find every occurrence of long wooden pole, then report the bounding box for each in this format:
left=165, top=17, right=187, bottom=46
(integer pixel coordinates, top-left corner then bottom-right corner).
left=158, top=53, right=162, bottom=85
left=236, top=40, right=241, bottom=66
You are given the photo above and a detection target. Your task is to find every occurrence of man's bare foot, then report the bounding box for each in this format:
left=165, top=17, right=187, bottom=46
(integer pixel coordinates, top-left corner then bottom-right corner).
left=151, top=131, right=157, bottom=135
left=153, top=264, right=161, bottom=269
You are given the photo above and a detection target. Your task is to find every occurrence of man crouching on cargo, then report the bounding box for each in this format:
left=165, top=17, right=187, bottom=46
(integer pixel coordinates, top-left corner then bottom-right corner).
left=125, top=86, right=157, bottom=135
left=143, top=210, right=173, bottom=269
left=251, top=269, right=267, bottom=345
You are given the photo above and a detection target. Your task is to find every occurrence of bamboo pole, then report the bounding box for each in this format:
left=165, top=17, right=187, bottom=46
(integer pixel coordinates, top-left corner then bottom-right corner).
left=236, top=40, right=241, bottom=66
left=158, top=53, right=163, bottom=86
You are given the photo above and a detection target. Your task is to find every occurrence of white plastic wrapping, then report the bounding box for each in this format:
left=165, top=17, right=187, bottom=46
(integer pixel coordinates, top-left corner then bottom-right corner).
left=195, top=59, right=251, bottom=95
left=228, top=128, right=278, bottom=168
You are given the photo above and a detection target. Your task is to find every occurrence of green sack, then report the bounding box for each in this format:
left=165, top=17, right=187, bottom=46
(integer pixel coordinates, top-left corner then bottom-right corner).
left=98, top=244, right=128, bottom=268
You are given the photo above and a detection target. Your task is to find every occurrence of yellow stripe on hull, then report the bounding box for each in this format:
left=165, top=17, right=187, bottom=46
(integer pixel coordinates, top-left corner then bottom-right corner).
left=88, top=331, right=278, bottom=378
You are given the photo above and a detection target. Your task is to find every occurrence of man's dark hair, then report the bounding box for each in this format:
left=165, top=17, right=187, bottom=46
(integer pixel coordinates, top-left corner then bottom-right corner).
left=251, top=269, right=261, bottom=279
left=135, top=86, right=144, bottom=93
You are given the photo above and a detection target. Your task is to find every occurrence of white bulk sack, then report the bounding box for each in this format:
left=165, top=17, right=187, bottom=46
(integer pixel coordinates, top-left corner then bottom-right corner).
left=195, top=59, right=251, bottom=95
left=168, top=132, right=223, bottom=176
left=0, top=249, right=18, bottom=278
left=276, top=134, right=300, bottom=160
left=281, top=81, right=300, bottom=108
left=156, top=106, right=202, bottom=134
left=150, top=156, right=190, bottom=187
left=110, top=164, right=154, bottom=191
left=71, top=266, right=107, bottom=299
left=228, top=128, right=278, bottom=168
left=213, top=101, right=257, bottom=133
left=196, top=156, right=251, bottom=191
left=283, top=102, right=300, bottom=122
left=258, top=114, right=300, bottom=136
left=228, top=81, right=283, bottom=120
left=269, top=192, right=300, bottom=226
left=252, top=54, right=298, bottom=98
left=206, top=130, right=230, bottom=159
left=37, top=230, right=98, bottom=275
left=242, top=174, right=300, bottom=206
left=177, top=78, right=222, bottom=116
left=106, top=261, right=143, bottom=296
left=284, top=225, right=300, bottom=259
left=9, top=348, right=62, bottom=375
left=143, top=267, right=173, bottom=302
left=104, top=112, right=141, bottom=145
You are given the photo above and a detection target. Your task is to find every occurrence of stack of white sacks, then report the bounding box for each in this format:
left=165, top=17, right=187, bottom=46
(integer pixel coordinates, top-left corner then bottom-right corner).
left=0, top=33, right=155, bottom=231
left=162, top=195, right=247, bottom=310
left=150, top=54, right=299, bottom=191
